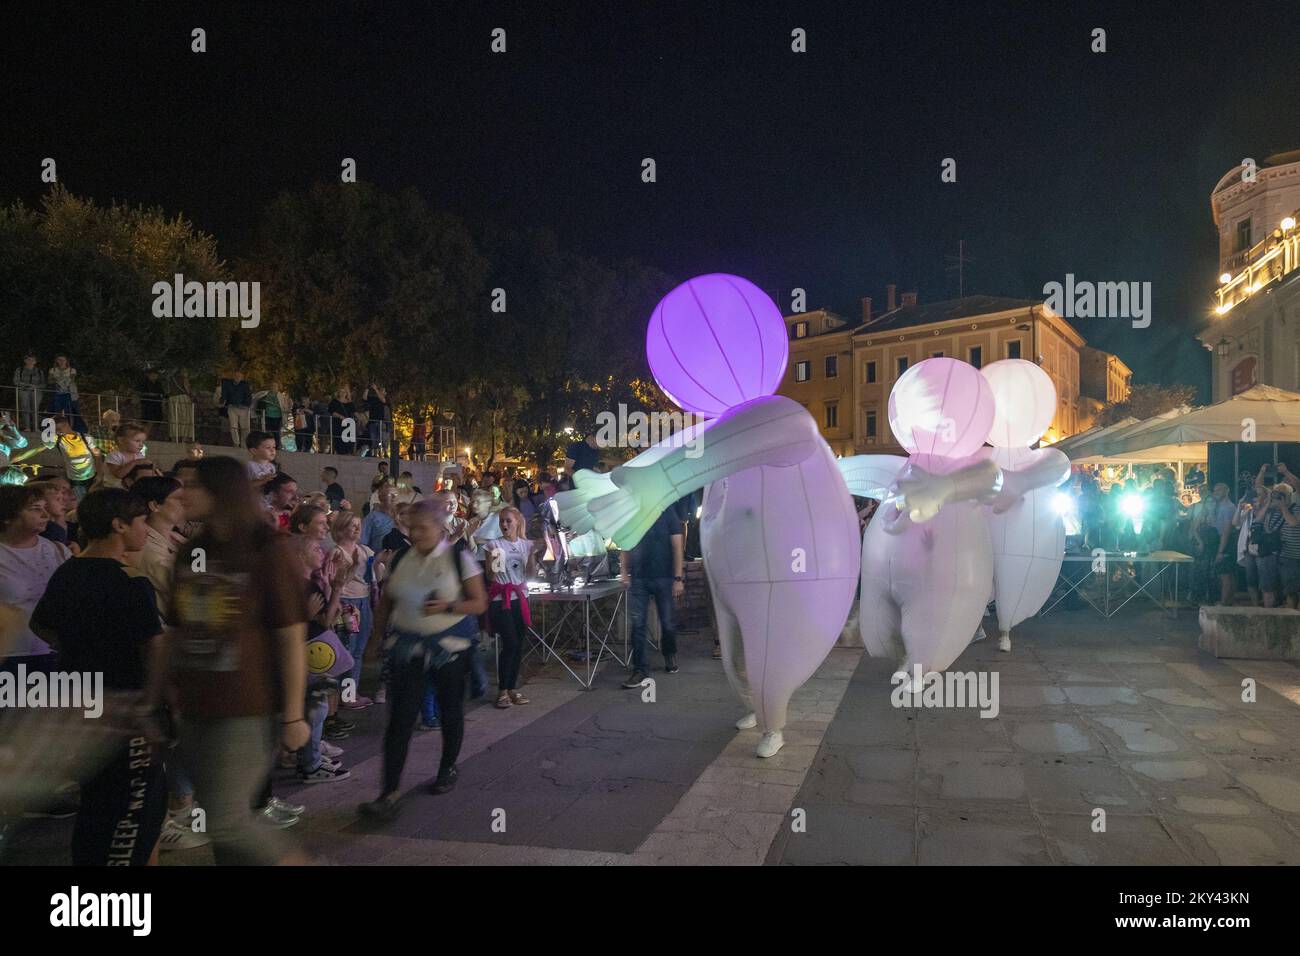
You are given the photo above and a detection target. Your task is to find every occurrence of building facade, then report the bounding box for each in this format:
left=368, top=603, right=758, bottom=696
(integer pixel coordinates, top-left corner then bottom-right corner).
left=780, top=308, right=856, bottom=456
left=1199, top=150, right=1300, bottom=401
left=1079, top=345, right=1133, bottom=430
left=779, top=293, right=1093, bottom=456
left=852, top=296, right=1086, bottom=454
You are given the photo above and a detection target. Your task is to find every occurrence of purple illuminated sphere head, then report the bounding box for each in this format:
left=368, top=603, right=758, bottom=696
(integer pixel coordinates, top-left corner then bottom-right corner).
left=888, top=357, right=995, bottom=457
left=981, top=359, right=1057, bottom=448
left=646, top=274, right=788, bottom=418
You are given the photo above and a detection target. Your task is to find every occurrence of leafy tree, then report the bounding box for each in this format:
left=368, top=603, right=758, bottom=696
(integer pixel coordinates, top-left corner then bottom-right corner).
left=1097, top=382, right=1197, bottom=426
left=0, top=187, right=232, bottom=391
left=237, top=183, right=488, bottom=414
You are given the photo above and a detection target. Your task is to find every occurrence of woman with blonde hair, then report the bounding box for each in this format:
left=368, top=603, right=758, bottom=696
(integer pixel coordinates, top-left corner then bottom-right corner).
left=359, top=497, right=487, bottom=820
left=329, top=509, right=385, bottom=707
left=483, top=506, right=542, bottom=708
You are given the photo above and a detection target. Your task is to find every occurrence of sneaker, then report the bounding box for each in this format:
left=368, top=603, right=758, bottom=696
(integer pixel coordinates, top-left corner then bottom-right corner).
left=319, top=754, right=342, bottom=771
left=268, top=795, right=305, bottom=816
left=341, top=696, right=373, bottom=710
left=158, top=817, right=211, bottom=851
left=997, top=634, right=1012, bottom=652
left=427, top=766, right=459, bottom=795
left=622, top=670, right=650, bottom=689
left=664, top=655, right=679, bottom=674
left=300, top=762, right=352, bottom=784
left=256, top=803, right=301, bottom=829
left=418, top=718, right=441, bottom=731
left=711, top=644, right=723, bottom=660
left=495, top=692, right=512, bottom=709
left=373, top=686, right=387, bottom=705
left=327, top=715, right=356, bottom=732
left=320, top=740, right=344, bottom=759
left=358, top=793, right=400, bottom=821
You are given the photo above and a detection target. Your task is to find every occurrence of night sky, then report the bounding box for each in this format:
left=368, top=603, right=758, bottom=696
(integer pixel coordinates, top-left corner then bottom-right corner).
left=5, top=1, right=1300, bottom=400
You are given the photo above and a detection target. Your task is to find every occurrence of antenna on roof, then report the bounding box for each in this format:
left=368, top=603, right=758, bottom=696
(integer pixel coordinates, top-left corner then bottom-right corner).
left=945, top=240, right=974, bottom=298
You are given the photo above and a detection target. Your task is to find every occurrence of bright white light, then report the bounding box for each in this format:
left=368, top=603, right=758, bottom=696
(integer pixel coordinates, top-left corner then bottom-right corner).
left=1052, top=492, right=1075, bottom=516
left=1219, top=273, right=1232, bottom=284
left=695, top=505, right=702, bottom=519
left=1120, top=493, right=1144, bottom=520
left=1283, top=217, right=1296, bottom=232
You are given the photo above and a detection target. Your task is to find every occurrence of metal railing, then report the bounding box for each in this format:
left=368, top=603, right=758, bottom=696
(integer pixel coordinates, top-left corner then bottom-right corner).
left=0, top=384, right=458, bottom=462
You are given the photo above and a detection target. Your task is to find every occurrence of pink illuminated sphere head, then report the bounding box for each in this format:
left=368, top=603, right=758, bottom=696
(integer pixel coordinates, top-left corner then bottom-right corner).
left=888, top=357, right=995, bottom=457
left=646, top=274, right=788, bottom=418
left=981, top=359, right=1057, bottom=448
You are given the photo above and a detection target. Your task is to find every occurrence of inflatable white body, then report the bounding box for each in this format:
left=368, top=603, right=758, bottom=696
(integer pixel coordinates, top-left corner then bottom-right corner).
left=701, top=431, right=860, bottom=746
left=980, top=359, right=1070, bottom=651
left=557, top=274, right=863, bottom=757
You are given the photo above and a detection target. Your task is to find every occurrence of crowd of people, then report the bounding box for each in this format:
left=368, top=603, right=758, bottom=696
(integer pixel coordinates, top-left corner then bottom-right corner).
left=0, top=414, right=667, bottom=863
left=1060, top=461, right=1300, bottom=609
left=8, top=354, right=453, bottom=462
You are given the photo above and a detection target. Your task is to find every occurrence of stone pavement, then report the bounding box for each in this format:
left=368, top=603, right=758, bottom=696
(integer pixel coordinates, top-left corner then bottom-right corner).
left=7, top=607, right=1299, bottom=865
left=767, top=609, right=1300, bottom=865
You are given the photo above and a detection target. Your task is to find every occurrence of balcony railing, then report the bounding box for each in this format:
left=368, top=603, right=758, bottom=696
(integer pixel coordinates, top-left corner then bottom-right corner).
left=1215, top=213, right=1300, bottom=316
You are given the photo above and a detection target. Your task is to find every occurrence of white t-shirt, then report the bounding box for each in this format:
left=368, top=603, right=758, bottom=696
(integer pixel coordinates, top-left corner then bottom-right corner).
left=102, top=449, right=144, bottom=489
left=0, top=537, right=72, bottom=657
left=247, top=460, right=277, bottom=481
left=387, top=540, right=482, bottom=635
left=485, top=537, right=532, bottom=594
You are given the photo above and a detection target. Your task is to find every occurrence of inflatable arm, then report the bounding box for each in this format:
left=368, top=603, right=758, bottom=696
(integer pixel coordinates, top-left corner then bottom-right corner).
left=837, top=455, right=908, bottom=500
left=557, top=395, right=821, bottom=549
left=988, top=447, right=1071, bottom=514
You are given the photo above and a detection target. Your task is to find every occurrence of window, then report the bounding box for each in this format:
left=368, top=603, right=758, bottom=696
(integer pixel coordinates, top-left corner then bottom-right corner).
left=1006, top=339, right=1022, bottom=359
left=969, top=346, right=983, bottom=369
left=1235, top=218, right=1252, bottom=253
left=931, top=351, right=945, bottom=358
left=896, top=356, right=909, bottom=378
left=866, top=409, right=878, bottom=439
left=792, top=321, right=809, bottom=339
left=825, top=355, right=838, bottom=378
left=825, top=403, right=838, bottom=429
left=794, top=361, right=810, bottom=382
left=865, top=360, right=877, bottom=384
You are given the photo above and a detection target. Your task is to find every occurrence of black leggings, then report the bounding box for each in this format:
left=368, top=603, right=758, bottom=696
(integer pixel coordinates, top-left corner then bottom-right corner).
left=490, top=601, right=527, bottom=691
left=72, top=736, right=167, bottom=866
left=382, top=651, right=468, bottom=796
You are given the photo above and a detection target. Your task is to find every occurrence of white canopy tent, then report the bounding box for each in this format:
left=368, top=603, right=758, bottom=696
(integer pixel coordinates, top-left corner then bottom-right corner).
left=1061, top=385, right=1300, bottom=465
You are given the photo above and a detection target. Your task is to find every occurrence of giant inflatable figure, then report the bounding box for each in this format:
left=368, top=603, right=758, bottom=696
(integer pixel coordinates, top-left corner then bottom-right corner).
left=981, top=359, right=1070, bottom=652
left=836, top=357, right=1068, bottom=679
left=558, top=274, right=861, bottom=757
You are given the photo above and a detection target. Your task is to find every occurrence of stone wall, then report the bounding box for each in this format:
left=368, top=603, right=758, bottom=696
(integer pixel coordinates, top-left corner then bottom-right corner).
left=1199, top=605, right=1300, bottom=660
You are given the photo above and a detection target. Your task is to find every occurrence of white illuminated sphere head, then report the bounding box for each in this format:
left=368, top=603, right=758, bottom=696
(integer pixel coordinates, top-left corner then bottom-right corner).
left=888, top=357, right=994, bottom=458
left=646, top=274, right=789, bottom=418
left=981, top=359, right=1057, bottom=448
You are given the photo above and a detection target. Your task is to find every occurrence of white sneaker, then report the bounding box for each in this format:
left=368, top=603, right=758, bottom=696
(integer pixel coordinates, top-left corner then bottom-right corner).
left=756, top=730, right=784, bottom=758
left=997, top=634, right=1011, bottom=652
left=257, top=803, right=301, bottom=829
left=268, top=795, right=305, bottom=815
left=158, top=817, right=211, bottom=851
left=735, top=712, right=757, bottom=730
left=320, top=740, right=344, bottom=758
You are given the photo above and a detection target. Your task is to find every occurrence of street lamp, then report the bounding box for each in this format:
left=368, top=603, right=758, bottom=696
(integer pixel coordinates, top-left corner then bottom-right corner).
left=1216, top=337, right=1232, bottom=359
left=1283, top=216, right=1296, bottom=232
